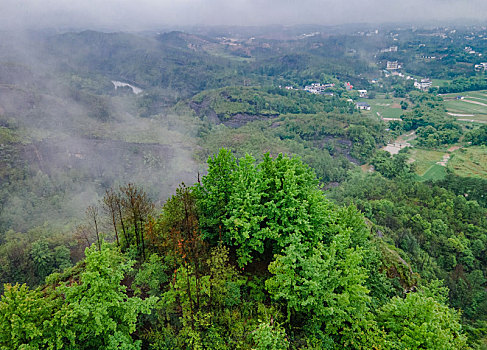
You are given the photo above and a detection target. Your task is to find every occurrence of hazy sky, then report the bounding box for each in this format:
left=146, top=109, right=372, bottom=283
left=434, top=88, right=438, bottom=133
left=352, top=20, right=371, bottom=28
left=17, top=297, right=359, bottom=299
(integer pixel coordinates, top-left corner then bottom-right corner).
left=2, top=0, right=487, bottom=31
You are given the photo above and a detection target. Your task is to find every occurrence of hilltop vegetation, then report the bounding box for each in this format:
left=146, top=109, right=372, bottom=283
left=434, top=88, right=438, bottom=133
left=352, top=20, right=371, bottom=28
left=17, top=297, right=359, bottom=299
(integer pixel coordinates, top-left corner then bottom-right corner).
left=0, top=151, right=470, bottom=349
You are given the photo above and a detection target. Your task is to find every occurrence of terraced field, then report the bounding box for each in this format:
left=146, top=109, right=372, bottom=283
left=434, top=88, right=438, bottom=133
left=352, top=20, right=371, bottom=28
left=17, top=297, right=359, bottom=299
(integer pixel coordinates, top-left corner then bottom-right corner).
left=442, top=90, right=487, bottom=123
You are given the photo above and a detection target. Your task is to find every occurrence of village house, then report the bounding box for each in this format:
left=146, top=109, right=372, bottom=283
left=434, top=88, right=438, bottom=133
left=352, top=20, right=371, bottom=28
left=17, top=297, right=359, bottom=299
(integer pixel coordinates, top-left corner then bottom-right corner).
left=356, top=102, right=371, bottom=110
left=475, top=63, right=487, bottom=71
left=386, top=61, right=401, bottom=70
left=386, top=61, right=402, bottom=70
left=414, top=78, right=432, bottom=90
left=380, top=46, right=398, bottom=53
left=358, top=90, right=368, bottom=98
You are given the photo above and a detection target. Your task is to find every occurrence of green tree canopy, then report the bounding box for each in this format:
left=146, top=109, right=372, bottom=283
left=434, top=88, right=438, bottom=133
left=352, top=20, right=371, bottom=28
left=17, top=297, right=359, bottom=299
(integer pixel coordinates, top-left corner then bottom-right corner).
left=377, top=281, right=468, bottom=349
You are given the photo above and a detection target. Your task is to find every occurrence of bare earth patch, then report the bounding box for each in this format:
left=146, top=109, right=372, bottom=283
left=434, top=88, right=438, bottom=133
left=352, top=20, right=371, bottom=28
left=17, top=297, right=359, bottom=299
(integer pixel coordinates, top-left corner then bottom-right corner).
left=383, top=142, right=411, bottom=155
left=447, top=146, right=461, bottom=152
left=447, top=112, right=474, bottom=117
left=436, top=153, right=451, bottom=167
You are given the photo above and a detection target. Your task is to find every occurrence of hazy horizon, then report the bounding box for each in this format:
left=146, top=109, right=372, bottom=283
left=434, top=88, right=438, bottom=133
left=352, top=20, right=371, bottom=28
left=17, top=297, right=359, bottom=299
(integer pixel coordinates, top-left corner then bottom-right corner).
left=2, top=0, right=486, bottom=32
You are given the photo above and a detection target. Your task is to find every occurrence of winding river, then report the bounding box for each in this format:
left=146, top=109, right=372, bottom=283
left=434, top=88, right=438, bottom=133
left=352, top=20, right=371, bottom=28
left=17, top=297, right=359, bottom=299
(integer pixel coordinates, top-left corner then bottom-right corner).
left=112, top=80, right=143, bottom=95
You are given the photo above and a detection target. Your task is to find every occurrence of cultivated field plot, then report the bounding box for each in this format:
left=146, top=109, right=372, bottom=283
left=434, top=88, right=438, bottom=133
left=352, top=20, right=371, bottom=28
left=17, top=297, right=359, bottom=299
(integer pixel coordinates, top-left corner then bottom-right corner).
left=455, top=115, right=487, bottom=123
left=444, top=100, right=487, bottom=115
left=420, top=164, right=447, bottom=181
left=464, top=91, right=487, bottom=102
left=359, top=98, right=405, bottom=119
left=442, top=90, right=487, bottom=123
left=410, top=149, right=446, bottom=175
left=448, top=146, right=487, bottom=179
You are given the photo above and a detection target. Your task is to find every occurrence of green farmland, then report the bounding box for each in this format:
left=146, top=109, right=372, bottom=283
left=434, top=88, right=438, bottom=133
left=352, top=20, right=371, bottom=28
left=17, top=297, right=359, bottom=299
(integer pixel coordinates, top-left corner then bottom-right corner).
left=410, top=148, right=448, bottom=181
left=442, top=90, right=487, bottom=123
left=358, top=97, right=405, bottom=119
left=448, top=146, right=487, bottom=179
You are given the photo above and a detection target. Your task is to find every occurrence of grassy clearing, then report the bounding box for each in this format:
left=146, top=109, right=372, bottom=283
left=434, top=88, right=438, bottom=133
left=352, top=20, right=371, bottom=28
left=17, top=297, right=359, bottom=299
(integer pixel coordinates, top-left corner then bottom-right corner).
left=410, top=149, right=446, bottom=176
left=203, top=45, right=255, bottom=62
left=419, top=164, right=447, bottom=181
left=431, top=78, right=450, bottom=87
left=448, top=146, right=487, bottom=179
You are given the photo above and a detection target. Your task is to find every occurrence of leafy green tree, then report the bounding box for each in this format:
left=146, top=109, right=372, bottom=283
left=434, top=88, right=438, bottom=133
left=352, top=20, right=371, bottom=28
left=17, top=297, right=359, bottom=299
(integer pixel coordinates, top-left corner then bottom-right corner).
left=377, top=281, right=468, bottom=349
left=0, top=283, right=59, bottom=349
left=196, top=148, right=237, bottom=246
left=348, top=125, right=377, bottom=162
left=266, top=230, right=375, bottom=348
left=371, top=150, right=412, bottom=179
left=53, top=245, right=72, bottom=271
left=394, top=85, right=406, bottom=98
left=438, top=76, right=487, bottom=94
left=132, top=253, right=169, bottom=297
left=1, top=244, right=157, bottom=349
left=252, top=321, right=289, bottom=350
left=50, top=244, right=158, bottom=349
left=30, top=240, right=54, bottom=281
left=465, top=125, right=487, bottom=145
left=198, top=150, right=329, bottom=267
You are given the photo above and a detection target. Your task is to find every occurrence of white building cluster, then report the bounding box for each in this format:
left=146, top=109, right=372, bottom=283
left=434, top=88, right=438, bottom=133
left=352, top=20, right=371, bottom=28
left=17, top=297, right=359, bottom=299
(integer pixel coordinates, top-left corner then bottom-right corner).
left=414, top=79, right=432, bottom=91
left=475, top=63, right=487, bottom=71
left=304, top=83, right=335, bottom=94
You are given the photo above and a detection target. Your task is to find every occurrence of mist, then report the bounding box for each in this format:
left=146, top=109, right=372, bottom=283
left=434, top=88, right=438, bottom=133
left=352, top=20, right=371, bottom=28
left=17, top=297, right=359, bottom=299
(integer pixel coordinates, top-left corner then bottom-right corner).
left=0, top=30, right=202, bottom=232
left=0, top=0, right=485, bottom=233
left=1, top=0, right=486, bottom=32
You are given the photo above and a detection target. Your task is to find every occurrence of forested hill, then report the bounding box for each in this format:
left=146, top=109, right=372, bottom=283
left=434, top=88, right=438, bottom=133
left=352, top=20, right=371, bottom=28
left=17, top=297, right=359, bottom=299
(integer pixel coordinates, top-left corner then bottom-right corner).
left=45, top=30, right=242, bottom=96
left=0, top=150, right=469, bottom=349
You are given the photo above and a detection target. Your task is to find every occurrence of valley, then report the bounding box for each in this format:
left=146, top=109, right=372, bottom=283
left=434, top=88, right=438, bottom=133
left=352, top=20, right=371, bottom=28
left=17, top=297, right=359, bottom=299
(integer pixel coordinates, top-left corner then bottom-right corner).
left=1, top=23, right=487, bottom=349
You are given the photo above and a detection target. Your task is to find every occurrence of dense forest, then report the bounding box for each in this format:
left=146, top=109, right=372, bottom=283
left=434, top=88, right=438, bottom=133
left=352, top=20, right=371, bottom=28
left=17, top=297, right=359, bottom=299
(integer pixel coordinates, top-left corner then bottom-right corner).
left=0, top=151, right=472, bottom=349
left=1, top=24, right=487, bottom=349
